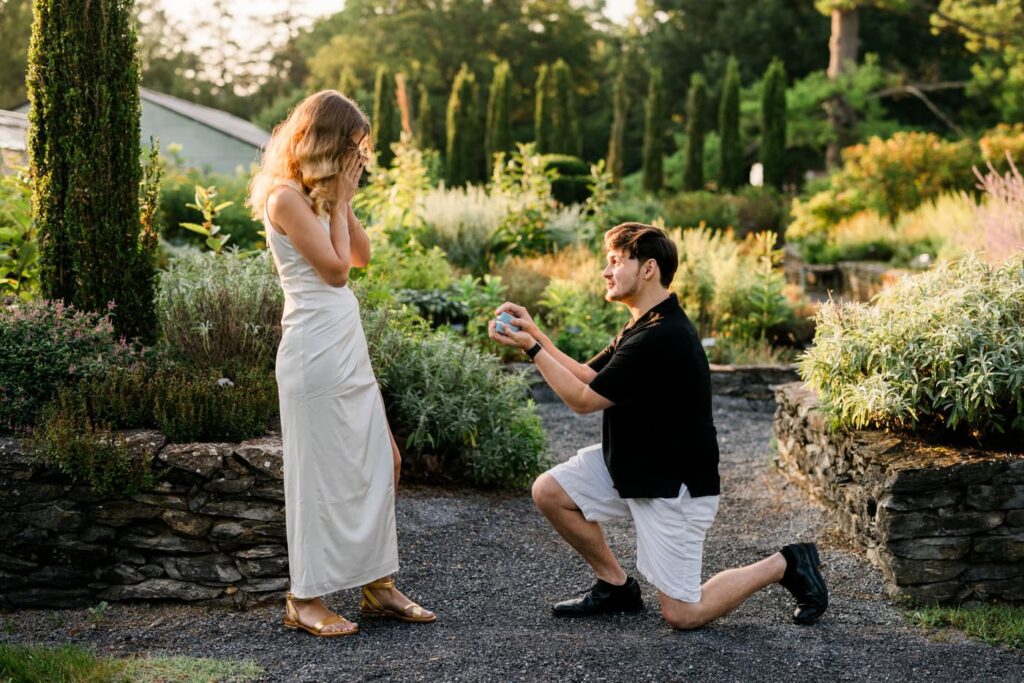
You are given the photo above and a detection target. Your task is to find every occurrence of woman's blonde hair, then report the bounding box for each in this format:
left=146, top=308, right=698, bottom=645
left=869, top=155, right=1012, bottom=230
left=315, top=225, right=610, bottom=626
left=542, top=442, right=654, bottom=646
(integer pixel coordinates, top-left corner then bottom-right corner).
left=248, top=90, right=371, bottom=219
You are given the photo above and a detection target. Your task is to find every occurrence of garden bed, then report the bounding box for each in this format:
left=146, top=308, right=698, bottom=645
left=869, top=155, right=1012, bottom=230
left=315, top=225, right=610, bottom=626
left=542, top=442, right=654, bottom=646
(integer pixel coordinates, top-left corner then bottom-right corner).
left=773, top=382, right=1024, bottom=603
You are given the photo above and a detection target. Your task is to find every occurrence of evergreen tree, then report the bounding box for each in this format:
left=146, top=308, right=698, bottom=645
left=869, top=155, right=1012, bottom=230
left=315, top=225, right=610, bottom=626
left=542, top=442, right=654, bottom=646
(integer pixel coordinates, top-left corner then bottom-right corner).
left=28, top=0, right=157, bottom=342
left=607, top=70, right=629, bottom=184
left=485, top=60, right=513, bottom=172
left=683, top=72, right=707, bottom=192
left=642, top=68, right=664, bottom=194
left=446, top=64, right=477, bottom=187
left=373, top=65, right=398, bottom=168
left=762, top=58, right=788, bottom=190
left=338, top=66, right=360, bottom=101
left=718, top=56, right=743, bottom=190
left=416, top=83, right=435, bottom=150
left=551, top=59, right=576, bottom=155
left=534, top=64, right=551, bottom=154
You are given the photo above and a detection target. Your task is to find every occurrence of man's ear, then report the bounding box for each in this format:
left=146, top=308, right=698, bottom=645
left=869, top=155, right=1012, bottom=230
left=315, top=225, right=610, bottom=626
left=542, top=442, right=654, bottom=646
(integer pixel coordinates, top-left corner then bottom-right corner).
left=644, top=259, right=658, bottom=281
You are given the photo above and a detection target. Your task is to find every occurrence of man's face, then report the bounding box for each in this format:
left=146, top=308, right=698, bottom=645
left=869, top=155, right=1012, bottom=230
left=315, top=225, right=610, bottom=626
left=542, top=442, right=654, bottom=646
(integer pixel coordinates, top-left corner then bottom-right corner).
left=602, top=248, right=643, bottom=303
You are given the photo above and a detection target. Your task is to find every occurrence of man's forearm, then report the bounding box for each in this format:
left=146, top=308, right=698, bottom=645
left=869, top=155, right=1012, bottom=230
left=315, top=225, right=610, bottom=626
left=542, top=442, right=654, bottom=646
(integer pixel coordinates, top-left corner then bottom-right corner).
left=533, top=329, right=596, bottom=383
left=532, top=347, right=595, bottom=414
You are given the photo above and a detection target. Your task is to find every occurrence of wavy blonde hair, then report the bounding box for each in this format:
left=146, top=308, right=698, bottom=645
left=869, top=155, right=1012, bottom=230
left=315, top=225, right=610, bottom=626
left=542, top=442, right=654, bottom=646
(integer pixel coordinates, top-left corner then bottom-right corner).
left=248, top=90, right=371, bottom=219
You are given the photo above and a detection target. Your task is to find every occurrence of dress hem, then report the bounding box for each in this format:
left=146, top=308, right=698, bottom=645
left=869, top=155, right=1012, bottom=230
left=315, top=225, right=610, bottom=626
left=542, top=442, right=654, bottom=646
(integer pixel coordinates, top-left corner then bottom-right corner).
left=289, top=558, right=401, bottom=599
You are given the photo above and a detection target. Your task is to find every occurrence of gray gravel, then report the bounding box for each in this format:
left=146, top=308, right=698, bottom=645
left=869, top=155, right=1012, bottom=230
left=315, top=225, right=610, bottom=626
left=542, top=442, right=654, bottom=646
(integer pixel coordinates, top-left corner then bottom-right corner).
left=3, top=398, right=1022, bottom=682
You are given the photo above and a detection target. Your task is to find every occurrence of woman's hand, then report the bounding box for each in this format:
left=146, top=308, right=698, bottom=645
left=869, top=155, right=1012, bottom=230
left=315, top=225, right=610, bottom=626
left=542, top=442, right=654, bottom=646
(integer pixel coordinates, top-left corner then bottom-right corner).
left=334, top=153, right=364, bottom=206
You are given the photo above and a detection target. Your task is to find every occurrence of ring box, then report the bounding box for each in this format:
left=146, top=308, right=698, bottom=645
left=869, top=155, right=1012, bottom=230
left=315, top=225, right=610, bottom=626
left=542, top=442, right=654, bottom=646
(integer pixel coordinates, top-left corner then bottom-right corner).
left=495, top=311, right=520, bottom=335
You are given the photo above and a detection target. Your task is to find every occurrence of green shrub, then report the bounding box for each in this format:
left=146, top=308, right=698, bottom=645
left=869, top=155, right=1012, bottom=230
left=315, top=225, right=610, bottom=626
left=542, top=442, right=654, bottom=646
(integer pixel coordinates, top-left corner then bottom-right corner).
left=662, top=191, right=738, bottom=231
left=29, top=392, right=153, bottom=496
left=33, top=360, right=278, bottom=475
left=671, top=227, right=795, bottom=344
left=363, top=306, right=550, bottom=488
left=786, top=129, right=997, bottom=254
left=156, top=250, right=283, bottom=372
left=158, top=166, right=264, bottom=249
left=0, top=300, right=132, bottom=432
left=800, top=255, right=1024, bottom=442
left=0, top=169, right=37, bottom=301
left=539, top=278, right=626, bottom=361
left=541, top=154, right=591, bottom=205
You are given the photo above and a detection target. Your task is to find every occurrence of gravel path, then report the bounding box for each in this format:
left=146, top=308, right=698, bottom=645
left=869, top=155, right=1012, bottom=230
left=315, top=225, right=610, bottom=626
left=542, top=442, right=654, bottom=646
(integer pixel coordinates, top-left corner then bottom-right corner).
left=3, top=399, right=1022, bottom=682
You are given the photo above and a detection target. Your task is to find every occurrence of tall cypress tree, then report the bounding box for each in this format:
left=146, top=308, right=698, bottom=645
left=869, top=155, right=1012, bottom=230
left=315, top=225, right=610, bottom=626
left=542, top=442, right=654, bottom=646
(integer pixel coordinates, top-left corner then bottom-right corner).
left=607, top=70, right=629, bottom=184
left=485, top=60, right=513, bottom=172
left=416, top=83, right=435, bottom=150
left=642, top=68, right=664, bottom=194
left=446, top=64, right=477, bottom=187
left=338, top=66, right=360, bottom=101
left=373, top=66, right=398, bottom=168
left=762, top=58, right=788, bottom=190
left=534, top=64, right=551, bottom=154
left=718, top=56, right=742, bottom=191
left=551, top=59, right=575, bottom=155
left=683, top=72, right=707, bottom=192
left=28, top=0, right=156, bottom=342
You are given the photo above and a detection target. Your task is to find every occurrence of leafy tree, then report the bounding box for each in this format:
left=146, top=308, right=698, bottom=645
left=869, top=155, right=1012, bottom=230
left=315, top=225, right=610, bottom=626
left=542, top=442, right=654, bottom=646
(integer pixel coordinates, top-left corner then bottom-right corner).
left=933, top=0, right=1024, bottom=122
left=718, top=56, right=743, bottom=190
left=485, top=60, right=513, bottom=169
left=761, top=59, right=788, bottom=190
left=374, top=66, right=399, bottom=168
left=683, top=72, right=708, bottom=192
left=29, top=0, right=157, bottom=342
left=642, top=68, right=665, bottom=194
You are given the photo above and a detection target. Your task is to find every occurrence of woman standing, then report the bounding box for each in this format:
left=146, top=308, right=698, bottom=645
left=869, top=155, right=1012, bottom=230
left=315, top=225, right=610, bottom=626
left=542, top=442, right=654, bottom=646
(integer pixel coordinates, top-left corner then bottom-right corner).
left=248, top=90, right=435, bottom=637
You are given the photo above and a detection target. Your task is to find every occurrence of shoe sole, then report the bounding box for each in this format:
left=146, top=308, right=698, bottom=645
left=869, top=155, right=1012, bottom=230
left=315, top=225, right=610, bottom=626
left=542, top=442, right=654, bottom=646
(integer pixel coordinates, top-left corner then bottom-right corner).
left=552, top=604, right=644, bottom=618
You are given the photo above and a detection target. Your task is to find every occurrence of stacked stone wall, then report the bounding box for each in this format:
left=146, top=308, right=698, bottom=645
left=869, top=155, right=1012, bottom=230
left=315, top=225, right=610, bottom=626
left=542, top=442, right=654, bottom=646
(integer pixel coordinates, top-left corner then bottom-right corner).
left=0, top=433, right=289, bottom=609
left=774, top=382, right=1024, bottom=603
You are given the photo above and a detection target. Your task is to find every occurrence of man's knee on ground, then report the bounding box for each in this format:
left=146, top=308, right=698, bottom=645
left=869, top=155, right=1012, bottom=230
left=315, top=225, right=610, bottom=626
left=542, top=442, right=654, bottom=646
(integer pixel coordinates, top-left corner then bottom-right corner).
left=661, top=599, right=707, bottom=631
left=531, top=473, right=561, bottom=511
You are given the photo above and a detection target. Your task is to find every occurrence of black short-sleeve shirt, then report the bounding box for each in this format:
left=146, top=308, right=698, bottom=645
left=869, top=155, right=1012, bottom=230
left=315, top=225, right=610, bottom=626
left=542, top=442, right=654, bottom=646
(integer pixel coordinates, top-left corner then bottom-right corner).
left=587, top=293, right=720, bottom=498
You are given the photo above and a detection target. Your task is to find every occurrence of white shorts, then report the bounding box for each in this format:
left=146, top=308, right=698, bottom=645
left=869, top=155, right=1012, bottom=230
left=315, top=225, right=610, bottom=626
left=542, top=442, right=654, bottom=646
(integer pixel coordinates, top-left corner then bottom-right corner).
left=547, top=444, right=720, bottom=603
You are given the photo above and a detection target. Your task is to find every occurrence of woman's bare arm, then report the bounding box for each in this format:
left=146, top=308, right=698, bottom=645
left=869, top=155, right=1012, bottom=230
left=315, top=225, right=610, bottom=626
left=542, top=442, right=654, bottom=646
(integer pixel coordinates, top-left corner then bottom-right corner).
left=267, top=187, right=351, bottom=287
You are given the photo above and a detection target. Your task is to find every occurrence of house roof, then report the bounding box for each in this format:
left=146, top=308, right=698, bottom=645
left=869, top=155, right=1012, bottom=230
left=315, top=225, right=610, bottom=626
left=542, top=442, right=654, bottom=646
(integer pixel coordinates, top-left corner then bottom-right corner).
left=4, top=90, right=270, bottom=154
left=140, top=88, right=269, bottom=148
left=0, top=110, right=28, bottom=151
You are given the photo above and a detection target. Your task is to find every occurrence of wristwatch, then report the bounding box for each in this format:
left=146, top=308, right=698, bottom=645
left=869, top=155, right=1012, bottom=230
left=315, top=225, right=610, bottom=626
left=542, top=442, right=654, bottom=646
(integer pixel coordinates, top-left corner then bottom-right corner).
left=525, top=341, right=543, bottom=360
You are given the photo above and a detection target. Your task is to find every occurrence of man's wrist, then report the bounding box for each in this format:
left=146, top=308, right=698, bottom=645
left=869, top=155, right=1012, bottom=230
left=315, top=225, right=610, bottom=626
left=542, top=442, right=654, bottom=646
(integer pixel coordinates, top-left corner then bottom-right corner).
left=524, top=341, right=543, bottom=360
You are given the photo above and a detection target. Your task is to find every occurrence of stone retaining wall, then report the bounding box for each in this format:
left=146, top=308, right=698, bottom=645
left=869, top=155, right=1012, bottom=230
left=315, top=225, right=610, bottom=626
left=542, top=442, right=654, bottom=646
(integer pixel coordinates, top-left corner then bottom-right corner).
left=0, top=433, right=289, bottom=609
left=774, top=382, right=1024, bottom=603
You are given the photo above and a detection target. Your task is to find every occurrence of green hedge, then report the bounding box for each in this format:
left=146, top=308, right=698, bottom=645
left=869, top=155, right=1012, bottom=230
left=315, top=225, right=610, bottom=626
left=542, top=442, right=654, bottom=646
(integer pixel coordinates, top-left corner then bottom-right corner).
left=541, top=154, right=591, bottom=205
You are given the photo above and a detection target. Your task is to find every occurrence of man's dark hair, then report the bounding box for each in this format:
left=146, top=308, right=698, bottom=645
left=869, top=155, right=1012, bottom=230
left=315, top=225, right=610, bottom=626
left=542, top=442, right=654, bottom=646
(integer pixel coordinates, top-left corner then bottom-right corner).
left=604, top=223, right=678, bottom=287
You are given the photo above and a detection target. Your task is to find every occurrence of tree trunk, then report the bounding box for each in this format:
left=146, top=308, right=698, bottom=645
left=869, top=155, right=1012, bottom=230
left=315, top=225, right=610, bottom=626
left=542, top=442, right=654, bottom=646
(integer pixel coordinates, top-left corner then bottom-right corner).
left=825, top=8, right=859, bottom=170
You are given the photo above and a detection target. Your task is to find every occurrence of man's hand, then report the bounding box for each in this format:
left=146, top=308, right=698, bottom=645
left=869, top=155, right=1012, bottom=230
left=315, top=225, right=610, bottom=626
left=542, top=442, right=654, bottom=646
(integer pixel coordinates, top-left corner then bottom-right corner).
left=495, top=302, right=540, bottom=340
left=488, top=318, right=537, bottom=350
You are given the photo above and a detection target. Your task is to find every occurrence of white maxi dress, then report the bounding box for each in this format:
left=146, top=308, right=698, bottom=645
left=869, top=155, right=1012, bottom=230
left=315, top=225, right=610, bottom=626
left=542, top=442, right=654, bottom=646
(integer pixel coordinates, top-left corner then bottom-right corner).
left=265, top=181, right=399, bottom=599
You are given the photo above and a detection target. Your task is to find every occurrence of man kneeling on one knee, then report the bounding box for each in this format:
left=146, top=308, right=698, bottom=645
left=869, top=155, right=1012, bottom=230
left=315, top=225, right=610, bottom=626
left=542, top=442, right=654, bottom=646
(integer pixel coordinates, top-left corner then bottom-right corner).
left=488, top=223, right=828, bottom=629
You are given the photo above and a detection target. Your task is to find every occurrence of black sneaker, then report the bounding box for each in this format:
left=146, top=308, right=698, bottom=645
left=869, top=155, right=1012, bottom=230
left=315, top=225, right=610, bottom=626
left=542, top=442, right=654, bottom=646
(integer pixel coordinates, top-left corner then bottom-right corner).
left=552, top=576, right=644, bottom=617
left=779, top=542, right=828, bottom=625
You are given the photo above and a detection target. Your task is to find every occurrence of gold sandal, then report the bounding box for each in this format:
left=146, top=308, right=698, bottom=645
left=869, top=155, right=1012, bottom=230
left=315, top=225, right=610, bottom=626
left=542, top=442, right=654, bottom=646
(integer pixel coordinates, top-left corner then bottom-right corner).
left=360, top=579, right=436, bottom=623
left=283, top=592, right=359, bottom=637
